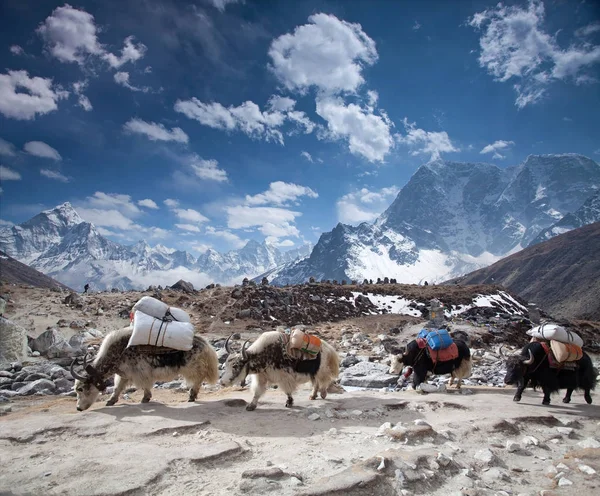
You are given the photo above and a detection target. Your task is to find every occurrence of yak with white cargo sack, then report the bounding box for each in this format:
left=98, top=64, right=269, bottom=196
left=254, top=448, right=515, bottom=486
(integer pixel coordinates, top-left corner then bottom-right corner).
left=128, top=296, right=194, bottom=351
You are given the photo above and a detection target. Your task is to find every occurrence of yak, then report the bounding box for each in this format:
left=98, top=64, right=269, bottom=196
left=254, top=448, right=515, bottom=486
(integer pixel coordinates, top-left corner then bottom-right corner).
left=71, top=327, right=219, bottom=411
left=220, top=331, right=340, bottom=411
left=389, top=339, right=472, bottom=390
left=502, top=342, right=596, bottom=405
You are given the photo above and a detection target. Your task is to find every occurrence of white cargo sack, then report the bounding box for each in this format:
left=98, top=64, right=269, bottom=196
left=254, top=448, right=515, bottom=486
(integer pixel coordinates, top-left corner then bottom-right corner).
left=526, top=323, right=583, bottom=347
left=127, top=311, right=194, bottom=351
left=133, top=296, right=190, bottom=323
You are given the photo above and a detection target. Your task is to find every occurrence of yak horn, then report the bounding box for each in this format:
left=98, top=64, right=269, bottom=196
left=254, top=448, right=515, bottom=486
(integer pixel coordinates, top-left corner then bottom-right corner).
left=70, top=356, right=88, bottom=381
left=241, top=340, right=251, bottom=361
left=224, top=334, right=234, bottom=354
left=522, top=349, right=535, bottom=365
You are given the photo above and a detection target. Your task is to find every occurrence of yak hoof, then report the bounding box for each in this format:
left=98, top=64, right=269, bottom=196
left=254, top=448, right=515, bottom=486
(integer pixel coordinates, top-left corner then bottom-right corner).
left=585, top=394, right=592, bottom=404
left=106, top=399, right=117, bottom=406
left=513, top=395, right=521, bottom=402
left=188, top=397, right=196, bottom=402
left=308, top=395, right=316, bottom=401
left=320, top=391, right=327, bottom=400
left=246, top=403, right=257, bottom=411
left=141, top=397, right=151, bottom=404
left=286, top=398, right=294, bottom=407
left=562, top=397, right=571, bottom=404
left=542, top=400, right=550, bottom=405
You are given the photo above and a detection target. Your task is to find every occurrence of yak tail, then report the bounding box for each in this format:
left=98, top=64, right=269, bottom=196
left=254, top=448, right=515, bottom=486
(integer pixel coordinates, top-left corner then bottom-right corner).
left=203, top=344, right=220, bottom=385
left=321, top=339, right=340, bottom=379
left=453, top=356, right=472, bottom=380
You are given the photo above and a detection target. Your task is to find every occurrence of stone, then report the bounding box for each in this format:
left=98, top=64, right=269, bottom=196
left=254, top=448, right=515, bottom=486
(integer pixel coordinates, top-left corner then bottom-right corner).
left=556, top=427, right=574, bottom=437
left=437, top=452, right=452, bottom=467
left=474, top=449, right=495, bottom=465
left=577, top=438, right=600, bottom=449
left=522, top=435, right=539, bottom=447
left=339, top=361, right=398, bottom=388
left=241, top=467, right=285, bottom=479
left=239, top=479, right=281, bottom=493
left=17, top=379, right=56, bottom=396
left=558, top=478, right=573, bottom=487
left=0, top=317, right=28, bottom=365
left=69, top=320, right=87, bottom=330
left=578, top=464, right=596, bottom=475
left=170, top=280, right=194, bottom=293
left=307, top=413, right=320, bottom=421
left=506, top=440, right=521, bottom=453
left=54, top=377, right=74, bottom=393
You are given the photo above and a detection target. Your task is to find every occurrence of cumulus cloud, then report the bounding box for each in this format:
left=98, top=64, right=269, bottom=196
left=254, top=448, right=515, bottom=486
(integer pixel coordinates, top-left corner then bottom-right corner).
left=38, top=5, right=146, bottom=69
left=245, top=181, right=318, bottom=206
left=0, top=165, right=22, bottom=181
left=0, top=219, right=14, bottom=226
left=114, top=72, right=150, bottom=93
left=124, top=118, right=188, bottom=143
left=79, top=191, right=141, bottom=220
left=40, top=169, right=70, bottom=182
left=174, top=97, right=313, bottom=144
left=173, top=208, right=209, bottom=224
left=24, top=141, right=62, bottom=160
left=10, top=45, right=25, bottom=56
left=205, top=226, right=247, bottom=248
left=72, top=80, right=92, bottom=111
left=268, top=13, right=377, bottom=94
left=480, top=140, right=515, bottom=159
left=138, top=199, right=159, bottom=209
left=164, top=198, right=180, bottom=208
left=316, top=96, right=394, bottom=162
left=209, top=0, right=244, bottom=12
left=469, top=0, right=600, bottom=108
left=396, top=118, right=459, bottom=161
left=226, top=205, right=300, bottom=230
left=0, top=70, right=68, bottom=120
left=336, top=187, right=399, bottom=224
left=0, top=138, right=16, bottom=157
left=189, top=156, right=228, bottom=182
left=175, top=223, right=201, bottom=233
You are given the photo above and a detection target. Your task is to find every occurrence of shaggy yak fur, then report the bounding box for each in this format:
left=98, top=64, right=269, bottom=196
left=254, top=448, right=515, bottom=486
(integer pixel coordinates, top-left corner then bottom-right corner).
left=220, top=331, right=340, bottom=411
left=72, top=327, right=219, bottom=411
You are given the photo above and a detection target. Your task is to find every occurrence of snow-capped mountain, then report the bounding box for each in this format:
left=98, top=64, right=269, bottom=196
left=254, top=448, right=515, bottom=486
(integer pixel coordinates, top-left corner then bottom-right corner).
left=528, top=190, right=600, bottom=246
left=0, top=203, right=312, bottom=290
left=270, top=154, right=600, bottom=285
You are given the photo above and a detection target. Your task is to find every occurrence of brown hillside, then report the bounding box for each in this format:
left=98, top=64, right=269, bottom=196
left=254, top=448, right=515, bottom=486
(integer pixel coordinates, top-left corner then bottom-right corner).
left=0, top=250, right=72, bottom=291
left=449, top=222, right=600, bottom=320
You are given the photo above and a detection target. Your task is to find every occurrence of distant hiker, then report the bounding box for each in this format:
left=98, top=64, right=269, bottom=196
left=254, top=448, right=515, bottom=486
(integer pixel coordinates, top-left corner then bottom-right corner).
left=424, top=281, right=429, bottom=286
left=83, top=283, right=90, bottom=294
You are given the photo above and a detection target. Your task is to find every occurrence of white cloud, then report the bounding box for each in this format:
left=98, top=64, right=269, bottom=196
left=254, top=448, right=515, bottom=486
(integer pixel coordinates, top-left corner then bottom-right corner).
left=114, top=72, right=150, bottom=93
left=226, top=205, right=300, bottom=230
left=83, top=191, right=141, bottom=218
left=576, top=23, right=600, bottom=38
left=164, top=198, right=180, bottom=208
left=396, top=118, right=459, bottom=161
left=190, top=242, right=211, bottom=254
left=245, top=181, right=318, bottom=206
left=78, top=208, right=138, bottom=229
left=205, top=226, right=247, bottom=248
left=10, top=45, right=24, bottom=56
left=175, top=223, right=201, bottom=233
left=24, top=141, right=62, bottom=160
left=138, top=199, right=159, bottom=209
left=259, top=222, right=300, bottom=238
left=38, top=5, right=146, bottom=69
left=209, top=0, right=244, bottom=12
left=0, top=219, right=14, bottom=227
left=301, top=151, right=314, bottom=162
left=268, top=95, right=296, bottom=112
left=0, top=138, right=16, bottom=157
left=336, top=186, right=399, bottom=224
left=124, top=118, right=188, bottom=143
left=0, top=165, right=22, bottom=181
left=72, top=80, right=92, bottom=111
left=480, top=140, right=515, bottom=159
left=173, top=208, right=209, bottom=224
left=40, top=169, right=70, bottom=182
left=469, top=0, right=600, bottom=108
left=316, top=96, right=394, bottom=162
left=0, top=70, right=68, bottom=120
left=266, top=237, right=294, bottom=248
left=268, top=13, right=377, bottom=94
left=103, top=36, right=147, bottom=69
left=413, top=21, right=421, bottom=31
left=189, top=156, right=228, bottom=182
left=286, top=110, right=316, bottom=134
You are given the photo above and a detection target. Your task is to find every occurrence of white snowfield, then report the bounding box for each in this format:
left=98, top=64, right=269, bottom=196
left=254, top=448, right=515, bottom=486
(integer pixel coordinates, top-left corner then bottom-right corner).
left=334, top=290, right=527, bottom=318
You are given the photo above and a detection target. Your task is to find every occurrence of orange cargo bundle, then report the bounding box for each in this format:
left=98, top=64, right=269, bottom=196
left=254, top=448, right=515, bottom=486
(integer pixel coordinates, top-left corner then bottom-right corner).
left=289, top=329, right=321, bottom=356
left=428, top=342, right=459, bottom=363
left=550, top=340, right=583, bottom=363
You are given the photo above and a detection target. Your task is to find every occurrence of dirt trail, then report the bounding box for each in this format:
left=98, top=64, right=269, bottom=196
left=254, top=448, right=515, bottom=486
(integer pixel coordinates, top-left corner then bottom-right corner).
left=1, top=385, right=599, bottom=496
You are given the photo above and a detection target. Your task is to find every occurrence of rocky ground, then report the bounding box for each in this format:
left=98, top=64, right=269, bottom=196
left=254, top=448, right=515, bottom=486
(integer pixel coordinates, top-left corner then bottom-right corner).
left=1, top=283, right=600, bottom=495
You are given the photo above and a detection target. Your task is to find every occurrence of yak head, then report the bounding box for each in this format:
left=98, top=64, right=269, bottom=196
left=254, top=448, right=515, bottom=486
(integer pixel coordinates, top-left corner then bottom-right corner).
left=70, top=354, right=107, bottom=411
left=501, top=346, right=535, bottom=385
left=388, top=340, right=421, bottom=374
left=220, top=335, right=251, bottom=387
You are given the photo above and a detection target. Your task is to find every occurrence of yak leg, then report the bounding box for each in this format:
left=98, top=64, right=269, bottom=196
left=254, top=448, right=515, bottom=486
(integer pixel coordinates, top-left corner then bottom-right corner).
left=188, top=386, right=198, bottom=402
left=309, top=378, right=319, bottom=401
left=541, top=384, right=552, bottom=405
left=513, top=378, right=528, bottom=402
left=450, top=373, right=462, bottom=389
left=320, top=386, right=328, bottom=400
left=106, top=374, right=127, bottom=406
left=246, top=374, right=267, bottom=411
left=563, top=389, right=574, bottom=404
left=141, top=388, right=152, bottom=403
left=584, top=389, right=593, bottom=404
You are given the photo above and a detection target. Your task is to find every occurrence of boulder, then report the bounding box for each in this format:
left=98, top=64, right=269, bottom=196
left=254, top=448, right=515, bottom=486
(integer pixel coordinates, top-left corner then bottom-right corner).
left=339, top=362, right=398, bottom=388
left=17, top=379, right=56, bottom=396
left=0, top=317, right=28, bottom=366
left=63, top=292, right=83, bottom=307
left=170, top=280, right=194, bottom=293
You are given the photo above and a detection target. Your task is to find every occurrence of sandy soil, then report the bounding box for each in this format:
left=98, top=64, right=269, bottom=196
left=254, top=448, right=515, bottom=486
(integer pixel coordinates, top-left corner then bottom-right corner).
left=1, top=384, right=599, bottom=496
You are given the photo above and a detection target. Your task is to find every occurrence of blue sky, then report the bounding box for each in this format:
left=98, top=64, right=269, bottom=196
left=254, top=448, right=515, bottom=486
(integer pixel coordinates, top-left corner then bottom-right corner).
left=0, top=0, right=599, bottom=254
